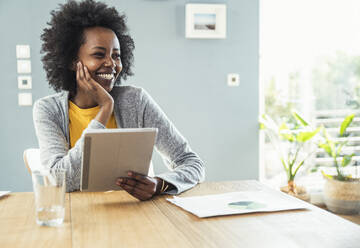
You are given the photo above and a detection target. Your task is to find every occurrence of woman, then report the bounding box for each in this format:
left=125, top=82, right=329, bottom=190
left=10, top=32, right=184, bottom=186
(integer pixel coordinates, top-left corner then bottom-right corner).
left=34, top=0, right=205, bottom=200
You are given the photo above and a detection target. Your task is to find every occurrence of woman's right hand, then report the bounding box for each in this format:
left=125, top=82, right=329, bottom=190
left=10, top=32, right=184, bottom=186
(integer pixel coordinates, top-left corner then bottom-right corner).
left=76, top=61, right=114, bottom=108
left=76, top=61, right=114, bottom=126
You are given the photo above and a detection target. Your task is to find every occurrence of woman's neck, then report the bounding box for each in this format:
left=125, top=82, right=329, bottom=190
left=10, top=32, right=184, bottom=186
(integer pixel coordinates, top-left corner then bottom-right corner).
left=70, top=91, right=98, bottom=109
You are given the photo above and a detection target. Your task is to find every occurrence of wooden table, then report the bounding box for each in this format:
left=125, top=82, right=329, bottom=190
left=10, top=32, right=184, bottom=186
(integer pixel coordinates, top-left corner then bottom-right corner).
left=316, top=204, right=360, bottom=225
left=1, top=180, right=360, bottom=248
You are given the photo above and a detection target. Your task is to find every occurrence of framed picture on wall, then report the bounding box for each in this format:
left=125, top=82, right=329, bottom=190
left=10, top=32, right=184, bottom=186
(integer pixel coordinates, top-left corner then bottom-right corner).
left=185, top=4, right=226, bottom=39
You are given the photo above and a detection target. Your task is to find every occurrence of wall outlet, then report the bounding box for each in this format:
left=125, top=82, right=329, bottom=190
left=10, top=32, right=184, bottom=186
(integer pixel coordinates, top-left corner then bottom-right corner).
left=18, top=76, right=32, bottom=89
left=227, top=73, right=239, bottom=87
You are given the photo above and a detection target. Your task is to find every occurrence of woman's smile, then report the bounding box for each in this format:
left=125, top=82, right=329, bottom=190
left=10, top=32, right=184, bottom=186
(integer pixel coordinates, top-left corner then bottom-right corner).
left=96, top=73, right=114, bottom=80
left=93, top=69, right=117, bottom=87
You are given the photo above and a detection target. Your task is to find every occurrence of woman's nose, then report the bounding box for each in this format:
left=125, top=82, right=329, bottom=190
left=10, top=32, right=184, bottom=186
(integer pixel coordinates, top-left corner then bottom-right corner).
left=104, top=56, right=115, bottom=67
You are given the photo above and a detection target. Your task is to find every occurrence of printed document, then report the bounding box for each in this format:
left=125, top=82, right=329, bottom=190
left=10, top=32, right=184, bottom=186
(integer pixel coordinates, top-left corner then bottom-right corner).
left=0, top=191, right=10, bottom=199
left=167, top=191, right=308, bottom=218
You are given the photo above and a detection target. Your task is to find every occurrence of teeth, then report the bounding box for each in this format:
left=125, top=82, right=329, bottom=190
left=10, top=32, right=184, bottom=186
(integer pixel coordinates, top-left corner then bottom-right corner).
left=97, top=74, right=114, bottom=80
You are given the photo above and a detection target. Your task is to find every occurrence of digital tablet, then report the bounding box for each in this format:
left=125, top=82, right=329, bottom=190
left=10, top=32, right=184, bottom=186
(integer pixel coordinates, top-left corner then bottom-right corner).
left=80, top=128, right=158, bottom=192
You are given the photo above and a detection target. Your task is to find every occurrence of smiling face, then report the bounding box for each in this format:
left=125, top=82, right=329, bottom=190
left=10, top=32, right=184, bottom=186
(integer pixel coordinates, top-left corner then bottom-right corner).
left=76, top=26, right=122, bottom=92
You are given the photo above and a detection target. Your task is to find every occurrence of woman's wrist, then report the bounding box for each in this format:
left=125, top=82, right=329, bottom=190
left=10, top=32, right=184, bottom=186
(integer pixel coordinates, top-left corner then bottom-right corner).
left=155, top=177, right=170, bottom=195
left=99, top=97, right=114, bottom=108
left=95, top=102, right=114, bottom=126
left=155, top=177, right=163, bottom=195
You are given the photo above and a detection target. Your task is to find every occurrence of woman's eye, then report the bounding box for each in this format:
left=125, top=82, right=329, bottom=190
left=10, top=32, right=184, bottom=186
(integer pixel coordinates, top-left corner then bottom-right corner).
left=93, top=53, right=105, bottom=58
left=113, top=53, right=121, bottom=59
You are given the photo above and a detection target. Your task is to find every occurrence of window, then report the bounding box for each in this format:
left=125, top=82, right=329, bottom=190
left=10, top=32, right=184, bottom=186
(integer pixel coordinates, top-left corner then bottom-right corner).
left=259, top=0, right=360, bottom=188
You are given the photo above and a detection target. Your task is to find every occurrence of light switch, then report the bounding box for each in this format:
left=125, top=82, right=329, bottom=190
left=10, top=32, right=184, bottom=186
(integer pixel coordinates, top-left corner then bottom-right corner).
left=16, top=45, right=31, bottom=58
left=18, top=76, right=32, bottom=89
left=18, top=93, right=32, bottom=106
left=17, top=60, right=31, bottom=73
left=227, top=73, right=239, bottom=87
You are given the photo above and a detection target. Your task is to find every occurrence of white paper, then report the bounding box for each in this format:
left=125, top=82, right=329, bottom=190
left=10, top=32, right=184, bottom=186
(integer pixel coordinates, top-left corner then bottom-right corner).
left=0, top=191, right=10, bottom=198
left=167, top=191, right=308, bottom=218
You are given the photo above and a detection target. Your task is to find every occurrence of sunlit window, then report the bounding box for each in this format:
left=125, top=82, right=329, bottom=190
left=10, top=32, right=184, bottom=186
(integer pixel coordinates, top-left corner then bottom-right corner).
left=259, top=0, right=360, bottom=188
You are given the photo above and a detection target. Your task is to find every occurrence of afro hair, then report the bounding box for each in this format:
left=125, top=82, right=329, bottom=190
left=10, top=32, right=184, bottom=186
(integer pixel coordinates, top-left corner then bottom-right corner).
left=41, top=0, right=135, bottom=95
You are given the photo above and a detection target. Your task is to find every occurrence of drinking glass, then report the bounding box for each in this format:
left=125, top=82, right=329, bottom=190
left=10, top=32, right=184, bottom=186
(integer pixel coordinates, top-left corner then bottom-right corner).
left=31, top=169, right=66, bottom=226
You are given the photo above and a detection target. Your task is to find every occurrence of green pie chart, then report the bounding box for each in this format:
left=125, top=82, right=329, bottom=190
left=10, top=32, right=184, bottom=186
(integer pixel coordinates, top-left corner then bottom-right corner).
left=228, top=201, right=267, bottom=210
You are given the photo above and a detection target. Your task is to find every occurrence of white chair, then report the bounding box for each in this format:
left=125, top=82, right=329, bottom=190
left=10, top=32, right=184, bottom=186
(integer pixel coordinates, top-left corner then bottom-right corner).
left=23, top=148, right=42, bottom=174
left=24, top=148, right=57, bottom=186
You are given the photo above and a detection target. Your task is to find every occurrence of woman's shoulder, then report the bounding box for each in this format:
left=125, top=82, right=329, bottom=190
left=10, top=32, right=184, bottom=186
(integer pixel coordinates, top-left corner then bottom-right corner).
left=111, top=85, right=150, bottom=102
left=33, top=91, right=68, bottom=114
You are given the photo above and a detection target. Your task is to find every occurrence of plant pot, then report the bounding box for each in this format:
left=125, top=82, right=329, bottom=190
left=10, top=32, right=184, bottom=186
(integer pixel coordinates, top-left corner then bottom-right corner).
left=323, top=177, right=360, bottom=215
left=280, top=184, right=310, bottom=202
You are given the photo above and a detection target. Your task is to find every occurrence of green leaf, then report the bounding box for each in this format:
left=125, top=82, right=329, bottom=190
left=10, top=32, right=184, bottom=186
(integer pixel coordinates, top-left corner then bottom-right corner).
left=319, top=143, right=333, bottom=157
left=336, top=141, right=348, bottom=156
left=341, top=154, right=354, bottom=167
left=259, top=115, right=267, bottom=130
left=309, top=167, right=319, bottom=173
left=292, top=111, right=309, bottom=126
left=320, top=128, right=336, bottom=157
left=321, top=170, right=333, bottom=180
left=340, top=114, right=355, bottom=136
left=259, top=114, right=278, bottom=131
left=259, top=122, right=266, bottom=130
left=323, top=127, right=332, bottom=142
left=329, top=141, right=336, bottom=158
left=279, top=132, right=295, bottom=142
left=279, top=122, right=289, bottom=131
left=281, top=158, right=290, bottom=180
left=278, top=123, right=295, bottom=142
left=296, top=127, right=321, bottom=143
left=292, top=160, right=305, bottom=178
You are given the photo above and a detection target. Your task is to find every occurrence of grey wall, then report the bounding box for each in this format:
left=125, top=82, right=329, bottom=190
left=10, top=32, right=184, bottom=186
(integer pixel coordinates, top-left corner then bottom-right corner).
left=0, top=0, right=259, bottom=192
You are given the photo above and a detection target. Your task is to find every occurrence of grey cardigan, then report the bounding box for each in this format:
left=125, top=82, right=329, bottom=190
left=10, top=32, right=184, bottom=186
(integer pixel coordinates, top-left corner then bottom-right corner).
left=33, top=85, right=205, bottom=194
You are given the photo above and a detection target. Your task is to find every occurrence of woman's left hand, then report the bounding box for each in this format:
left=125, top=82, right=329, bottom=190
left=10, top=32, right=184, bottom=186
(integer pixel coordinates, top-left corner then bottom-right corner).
left=116, top=171, right=162, bottom=201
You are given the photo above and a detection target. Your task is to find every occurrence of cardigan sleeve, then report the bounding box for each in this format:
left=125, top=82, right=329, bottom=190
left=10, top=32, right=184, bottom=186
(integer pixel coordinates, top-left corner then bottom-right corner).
left=138, top=88, right=205, bottom=194
left=33, top=98, right=105, bottom=192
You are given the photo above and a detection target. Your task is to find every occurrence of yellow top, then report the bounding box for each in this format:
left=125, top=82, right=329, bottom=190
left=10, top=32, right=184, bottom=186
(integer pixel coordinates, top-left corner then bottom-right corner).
left=68, top=100, right=117, bottom=148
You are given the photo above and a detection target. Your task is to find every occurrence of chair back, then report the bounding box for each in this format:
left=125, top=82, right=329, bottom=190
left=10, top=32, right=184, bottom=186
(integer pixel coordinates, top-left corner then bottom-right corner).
left=23, top=148, right=42, bottom=174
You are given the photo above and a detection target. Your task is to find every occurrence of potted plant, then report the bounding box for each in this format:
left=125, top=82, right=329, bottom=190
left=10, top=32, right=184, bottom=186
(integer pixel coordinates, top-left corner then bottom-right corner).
left=317, top=113, right=360, bottom=215
left=260, top=112, right=321, bottom=200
